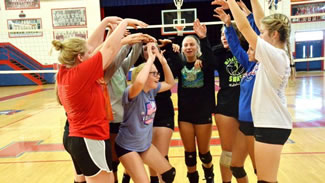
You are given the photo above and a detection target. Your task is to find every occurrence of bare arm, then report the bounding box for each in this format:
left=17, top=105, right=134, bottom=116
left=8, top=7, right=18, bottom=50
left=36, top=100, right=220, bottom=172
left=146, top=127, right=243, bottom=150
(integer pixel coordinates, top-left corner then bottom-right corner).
left=250, top=0, right=264, bottom=30
left=128, top=42, right=156, bottom=99
left=228, top=0, right=258, bottom=49
left=100, top=19, right=148, bottom=70
left=87, top=16, right=122, bottom=53
left=156, top=49, right=176, bottom=93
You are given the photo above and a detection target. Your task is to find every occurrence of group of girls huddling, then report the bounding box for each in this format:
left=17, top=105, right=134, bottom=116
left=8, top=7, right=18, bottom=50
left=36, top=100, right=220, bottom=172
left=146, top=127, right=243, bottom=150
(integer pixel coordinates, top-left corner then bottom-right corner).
left=54, top=0, right=292, bottom=183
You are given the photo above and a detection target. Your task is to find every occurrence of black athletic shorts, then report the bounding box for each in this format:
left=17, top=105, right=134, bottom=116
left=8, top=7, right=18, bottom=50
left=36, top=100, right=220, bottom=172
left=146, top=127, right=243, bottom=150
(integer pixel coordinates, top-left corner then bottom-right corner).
left=63, top=120, right=84, bottom=175
left=254, top=127, right=291, bottom=145
left=110, top=122, right=121, bottom=134
left=215, top=103, right=239, bottom=119
left=214, top=87, right=240, bottom=118
left=239, top=121, right=255, bottom=136
left=153, top=117, right=175, bottom=130
left=115, top=143, right=146, bottom=158
left=178, top=113, right=213, bottom=124
left=66, top=136, right=113, bottom=176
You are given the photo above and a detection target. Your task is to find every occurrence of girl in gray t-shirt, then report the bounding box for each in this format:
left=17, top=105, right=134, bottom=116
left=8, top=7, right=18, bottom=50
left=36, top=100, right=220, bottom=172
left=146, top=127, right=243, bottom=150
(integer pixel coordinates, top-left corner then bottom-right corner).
left=115, top=42, right=176, bottom=183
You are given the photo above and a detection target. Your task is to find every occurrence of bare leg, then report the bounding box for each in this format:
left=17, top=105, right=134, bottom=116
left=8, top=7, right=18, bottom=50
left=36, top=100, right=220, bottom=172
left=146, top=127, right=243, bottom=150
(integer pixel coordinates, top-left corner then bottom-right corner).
left=231, top=130, right=249, bottom=183
left=195, top=123, right=214, bottom=182
left=119, top=152, right=150, bottom=183
left=74, top=170, right=86, bottom=182
left=195, top=123, right=213, bottom=168
left=85, top=171, right=114, bottom=183
left=149, top=127, right=173, bottom=182
left=142, top=144, right=173, bottom=175
left=255, top=141, right=283, bottom=182
left=246, top=136, right=256, bottom=171
left=215, top=114, right=239, bottom=182
left=179, top=121, right=197, bottom=173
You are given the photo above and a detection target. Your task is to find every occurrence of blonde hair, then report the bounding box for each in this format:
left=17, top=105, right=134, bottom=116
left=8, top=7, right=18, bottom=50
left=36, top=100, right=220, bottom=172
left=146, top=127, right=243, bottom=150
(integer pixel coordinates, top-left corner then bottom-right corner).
left=52, top=37, right=87, bottom=66
left=131, top=63, right=146, bottom=84
left=261, top=13, right=292, bottom=62
left=182, top=35, right=202, bottom=58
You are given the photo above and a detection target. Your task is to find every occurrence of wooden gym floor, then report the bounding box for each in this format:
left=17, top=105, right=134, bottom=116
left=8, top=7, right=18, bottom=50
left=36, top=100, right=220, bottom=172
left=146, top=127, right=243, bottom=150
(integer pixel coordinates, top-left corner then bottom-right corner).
left=0, top=71, right=324, bottom=183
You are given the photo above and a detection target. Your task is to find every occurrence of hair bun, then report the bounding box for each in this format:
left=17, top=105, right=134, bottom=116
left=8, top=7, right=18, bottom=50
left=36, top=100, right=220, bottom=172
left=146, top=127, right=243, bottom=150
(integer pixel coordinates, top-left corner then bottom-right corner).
left=52, top=40, right=63, bottom=51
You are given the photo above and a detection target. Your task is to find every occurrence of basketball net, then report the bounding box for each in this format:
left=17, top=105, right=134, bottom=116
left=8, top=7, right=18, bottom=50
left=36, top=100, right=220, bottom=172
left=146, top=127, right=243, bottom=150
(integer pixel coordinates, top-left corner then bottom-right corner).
left=175, top=26, right=184, bottom=36
left=174, top=0, right=184, bottom=36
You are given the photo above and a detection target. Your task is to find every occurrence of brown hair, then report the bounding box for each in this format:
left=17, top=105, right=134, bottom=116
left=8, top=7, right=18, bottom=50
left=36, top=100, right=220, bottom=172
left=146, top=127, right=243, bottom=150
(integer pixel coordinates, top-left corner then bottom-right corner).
left=221, top=23, right=247, bottom=47
left=52, top=37, right=87, bottom=67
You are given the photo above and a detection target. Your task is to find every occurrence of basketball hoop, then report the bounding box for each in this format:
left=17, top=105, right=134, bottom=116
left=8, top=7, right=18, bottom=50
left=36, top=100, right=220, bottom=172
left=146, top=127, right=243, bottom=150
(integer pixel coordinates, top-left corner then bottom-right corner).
left=175, top=25, right=184, bottom=36
left=174, top=0, right=184, bottom=36
left=174, top=0, right=183, bottom=9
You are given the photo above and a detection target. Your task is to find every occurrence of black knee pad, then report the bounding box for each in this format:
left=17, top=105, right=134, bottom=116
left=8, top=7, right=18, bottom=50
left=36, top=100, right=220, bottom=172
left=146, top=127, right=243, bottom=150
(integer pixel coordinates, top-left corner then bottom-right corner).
left=161, top=167, right=176, bottom=183
left=150, top=176, right=159, bottom=183
left=202, top=165, right=214, bottom=182
left=199, top=151, right=212, bottom=164
left=112, top=161, right=120, bottom=172
left=230, top=166, right=247, bottom=179
left=165, top=155, right=169, bottom=161
left=187, top=171, right=199, bottom=183
left=185, top=151, right=197, bottom=167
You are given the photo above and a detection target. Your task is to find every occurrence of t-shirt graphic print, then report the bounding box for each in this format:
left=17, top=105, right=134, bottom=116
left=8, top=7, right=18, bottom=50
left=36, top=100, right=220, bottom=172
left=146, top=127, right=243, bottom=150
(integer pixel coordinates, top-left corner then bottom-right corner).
left=143, top=100, right=156, bottom=125
left=224, top=56, right=245, bottom=87
left=181, top=66, right=204, bottom=88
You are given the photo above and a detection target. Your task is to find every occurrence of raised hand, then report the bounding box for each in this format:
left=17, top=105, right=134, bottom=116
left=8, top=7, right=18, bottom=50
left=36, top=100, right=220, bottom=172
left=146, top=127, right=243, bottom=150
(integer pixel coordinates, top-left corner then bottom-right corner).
left=106, top=16, right=123, bottom=25
left=211, top=0, right=229, bottom=9
left=146, top=42, right=156, bottom=62
left=124, top=18, right=148, bottom=29
left=158, top=39, right=172, bottom=48
left=213, top=7, right=231, bottom=26
left=154, top=46, right=168, bottom=65
left=237, top=0, right=251, bottom=16
left=142, top=34, right=157, bottom=43
left=172, top=43, right=180, bottom=53
left=121, top=33, right=148, bottom=45
left=193, top=19, right=207, bottom=39
left=124, top=29, right=131, bottom=36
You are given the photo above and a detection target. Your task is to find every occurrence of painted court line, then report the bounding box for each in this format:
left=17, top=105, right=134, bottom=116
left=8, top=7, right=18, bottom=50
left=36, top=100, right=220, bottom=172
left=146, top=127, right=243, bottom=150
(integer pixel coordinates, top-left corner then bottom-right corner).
left=0, top=88, right=53, bottom=102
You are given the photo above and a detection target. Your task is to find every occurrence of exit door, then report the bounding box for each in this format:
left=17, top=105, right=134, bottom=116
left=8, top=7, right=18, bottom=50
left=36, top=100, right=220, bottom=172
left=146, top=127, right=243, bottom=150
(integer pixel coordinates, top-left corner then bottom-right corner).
left=295, top=40, right=323, bottom=71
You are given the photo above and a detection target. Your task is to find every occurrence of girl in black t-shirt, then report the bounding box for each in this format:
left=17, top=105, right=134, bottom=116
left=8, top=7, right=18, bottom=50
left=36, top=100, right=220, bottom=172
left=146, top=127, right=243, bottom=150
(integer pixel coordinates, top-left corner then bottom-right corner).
left=175, top=19, right=216, bottom=183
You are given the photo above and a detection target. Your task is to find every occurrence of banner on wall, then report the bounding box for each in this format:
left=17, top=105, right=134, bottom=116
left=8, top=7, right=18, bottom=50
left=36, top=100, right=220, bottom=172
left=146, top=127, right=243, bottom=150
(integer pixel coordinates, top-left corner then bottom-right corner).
left=51, top=7, right=87, bottom=28
left=291, top=1, right=325, bottom=23
left=53, top=30, right=88, bottom=41
left=7, top=18, right=42, bottom=38
left=5, top=0, right=40, bottom=10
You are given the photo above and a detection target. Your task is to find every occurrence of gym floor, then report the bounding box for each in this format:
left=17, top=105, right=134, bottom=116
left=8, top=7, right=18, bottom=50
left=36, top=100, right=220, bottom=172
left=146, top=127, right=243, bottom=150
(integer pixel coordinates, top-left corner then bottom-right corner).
left=0, top=71, right=324, bottom=183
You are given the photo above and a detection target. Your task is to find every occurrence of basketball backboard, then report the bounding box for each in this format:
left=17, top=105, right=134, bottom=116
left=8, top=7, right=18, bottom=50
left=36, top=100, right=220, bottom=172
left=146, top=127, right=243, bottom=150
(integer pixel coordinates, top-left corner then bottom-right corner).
left=161, top=8, right=197, bottom=36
